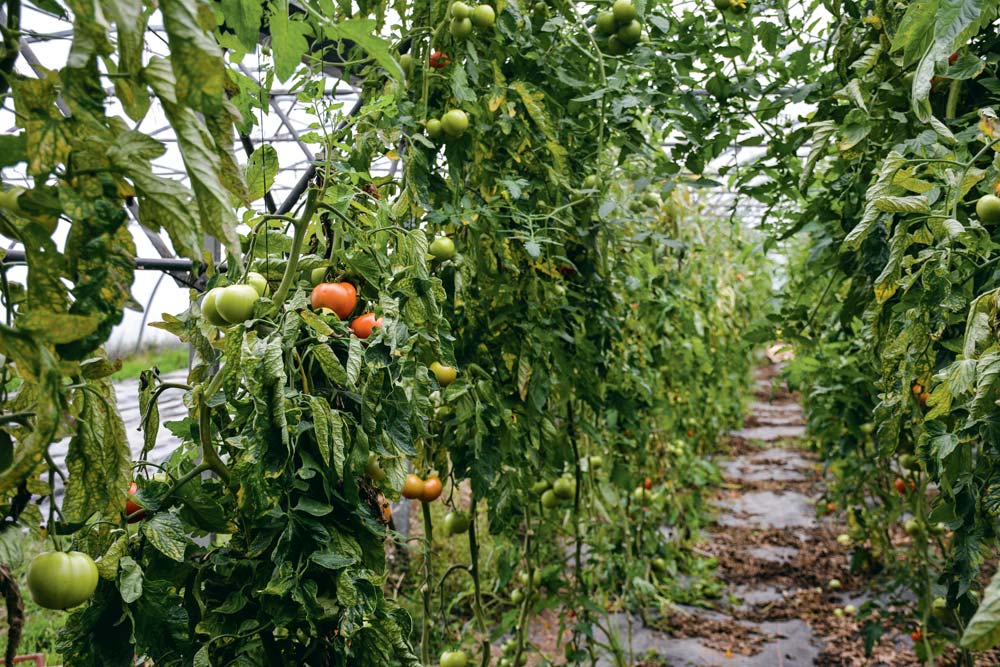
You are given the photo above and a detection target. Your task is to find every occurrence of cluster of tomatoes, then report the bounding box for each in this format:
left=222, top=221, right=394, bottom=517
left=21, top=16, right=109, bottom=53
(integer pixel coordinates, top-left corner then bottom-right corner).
left=593, top=0, right=642, bottom=55
left=401, top=472, right=444, bottom=502
left=201, top=271, right=268, bottom=327
left=310, top=280, right=385, bottom=339
left=426, top=109, right=470, bottom=141
left=533, top=473, right=576, bottom=509
left=447, top=0, right=496, bottom=39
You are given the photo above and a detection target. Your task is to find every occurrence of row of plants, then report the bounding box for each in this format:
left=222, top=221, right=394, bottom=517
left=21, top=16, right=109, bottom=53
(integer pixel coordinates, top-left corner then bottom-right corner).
left=767, top=0, right=1000, bottom=661
left=0, top=0, right=786, bottom=662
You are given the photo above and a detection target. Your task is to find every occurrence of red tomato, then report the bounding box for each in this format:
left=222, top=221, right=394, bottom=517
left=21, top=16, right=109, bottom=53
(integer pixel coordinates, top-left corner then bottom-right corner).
left=894, top=478, right=906, bottom=495
left=421, top=475, right=443, bottom=502
left=430, top=51, right=451, bottom=68
left=310, top=282, right=357, bottom=319
left=351, top=313, right=383, bottom=339
left=125, top=482, right=145, bottom=522
left=911, top=628, right=923, bottom=642
left=643, top=477, right=652, bottom=490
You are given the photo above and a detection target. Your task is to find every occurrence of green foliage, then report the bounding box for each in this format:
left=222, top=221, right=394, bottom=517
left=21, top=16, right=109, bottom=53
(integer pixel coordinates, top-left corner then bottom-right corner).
left=0, top=0, right=776, bottom=663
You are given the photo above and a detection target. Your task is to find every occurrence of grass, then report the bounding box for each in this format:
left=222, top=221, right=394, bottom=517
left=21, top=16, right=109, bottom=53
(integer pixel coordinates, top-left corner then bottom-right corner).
left=111, top=345, right=189, bottom=381
left=1, top=537, right=67, bottom=664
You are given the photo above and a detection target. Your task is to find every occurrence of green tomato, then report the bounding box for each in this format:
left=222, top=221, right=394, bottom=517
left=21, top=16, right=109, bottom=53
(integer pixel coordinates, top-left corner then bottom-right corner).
left=450, top=0, right=472, bottom=17
left=843, top=604, right=857, bottom=616
left=617, top=20, right=641, bottom=45
left=540, top=489, right=559, bottom=509
left=828, top=578, right=841, bottom=590
left=607, top=35, right=627, bottom=55
left=429, top=236, right=456, bottom=260
left=899, top=454, right=921, bottom=471
left=510, top=589, right=525, bottom=604
left=859, top=422, right=875, bottom=435
left=932, top=597, right=950, bottom=621
left=450, top=16, right=473, bottom=39
left=632, top=486, right=651, bottom=504
left=426, top=118, right=444, bottom=140
left=518, top=569, right=542, bottom=587
left=215, top=284, right=260, bottom=324
left=552, top=476, right=575, bottom=500
left=201, top=287, right=230, bottom=327
left=904, top=518, right=922, bottom=537
left=977, top=194, right=1000, bottom=222
left=612, top=0, right=636, bottom=23
left=310, top=267, right=328, bottom=286
left=641, top=193, right=659, bottom=207
left=531, top=479, right=551, bottom=495
left=440, top=651, right=469, bottom=667
left=588, top=455, right=603, bottom=470
left=399, top=53, right=414, bottom=78
left=27, top=551, right=99, bottom=610
left=471, top=4, right=496, bottom=27
left=651, top=557, right=668, bottom=573
left=836, top=533, right=852, bottom=546
left=441, top=109, right=470, bottom=138
left=595, top=10, right=616, bottom=35
left=246, top=271, right=269, bottom=297
left=430, top=361, right=458, bottom=386
left=443, top=511, right=471, bottom=535
left=365, top=454, right=386, bottom=481
left=582, top=174, right=599, bottom=190
left=833, top=607, right=844, bottom=618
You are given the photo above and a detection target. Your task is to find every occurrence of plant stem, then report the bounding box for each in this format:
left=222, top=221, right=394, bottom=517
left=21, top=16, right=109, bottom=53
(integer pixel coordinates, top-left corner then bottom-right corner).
left=421, top=500, right=434, bottom=666
left=271, top=188, right=320, bottom=307
left=467, top=494, right=491, bottom=667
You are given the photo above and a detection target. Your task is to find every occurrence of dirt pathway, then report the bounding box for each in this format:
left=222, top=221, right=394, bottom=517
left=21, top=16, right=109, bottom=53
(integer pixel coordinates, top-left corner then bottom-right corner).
left=618, top=363, right=921, bottom=667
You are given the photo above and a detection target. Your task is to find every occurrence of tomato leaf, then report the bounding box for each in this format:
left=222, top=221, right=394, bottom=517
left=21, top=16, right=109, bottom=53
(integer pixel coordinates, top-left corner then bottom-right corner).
left=141, top=513, right=189, bottom=562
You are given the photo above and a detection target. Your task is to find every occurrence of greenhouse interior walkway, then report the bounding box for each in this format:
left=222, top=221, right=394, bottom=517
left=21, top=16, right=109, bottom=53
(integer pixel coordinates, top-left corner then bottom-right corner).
left=589, top=364, right=924, bottom=667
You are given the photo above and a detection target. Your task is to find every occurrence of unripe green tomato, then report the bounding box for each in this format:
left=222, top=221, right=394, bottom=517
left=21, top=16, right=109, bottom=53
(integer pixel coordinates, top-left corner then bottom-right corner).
left=441, top=109, right=470, bottom=138
left=904, top=518, right=922, bottom=536
left=588, top=455, right=603, bottom=470
left=443, top=511, right=471, bottom=535
left=612, top=0, right=636, bottom=22
left=399, top=53, right=414, bottom=78
left=899, top=454, right=921, bottom=471
left=26, top=551, right=99, bottom=610
left=215, top=284, right=260, bottom=324
left=430, top=361, right=458, bottom=386
left=552, top=476, right=575, bottom=500
left=595, top=10, right=616, bottom=35
left=843, top=604, right=857, bottom=616
left=632, top=486, right=651, bottom=504
left=976, top=194, right=1000, bottom=222
left=651, top=557, right=668, bottom=573
left=836, top=533, right=852, bottom=546
left=828, top=578, right=842, bottom=590
left=617, top=20, right=641, bottom=45
left=518, top=569, right=542, bottom=587
left=582, top=174, right=599, bottom=190
left=531, top=479, right=551, bottom=495
left=641, top=193, right=659, bottom=207
left=540, top=489, right=559, bottom=509
left=833, top=607, right=844, bottom=618
left=510, top=589, right=525, bottom=604
left=440, top=650, right=469, bottom=667
left=471, top=4, right=496, bottom=27
left=310, top=267, right=327, bottom=286
left=201, top=287, right=229, bottom=327
left=450, top=1, right=472, bottom=17
left=450, top=16, right=473, bottom=39
left=365, top=454, right=386, bottom=481
left=427, top=119, right=444, bottom=140
left=246, top=271, right=268, bottom=297
left=429, top=236, right=456, bottom=260
left=607, top=35, right=627, bottom=55
left=932, top=597, right=950, bottom=621
left=859, top=421, right=875, bottom=435
left=531, top=2, right=548, bottom=18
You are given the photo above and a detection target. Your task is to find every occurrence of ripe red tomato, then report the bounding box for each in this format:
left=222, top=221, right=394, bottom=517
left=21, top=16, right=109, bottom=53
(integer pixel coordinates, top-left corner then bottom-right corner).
left=911, top=628, right=923, bottom=642
left=827, top=502, right=836, bottom=512
left=351, top=313, right=383, bottom=339
left=430, top=51, right=451, bottom=68
left=894, top=478, right=907, bottom=495
left=125, top=482, right=145, bottom=523
left=421, top=475, right=443, bottom=502
left=644, top=477, right=652, bottom=490
left=310, top=282, right=357, bottom=319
